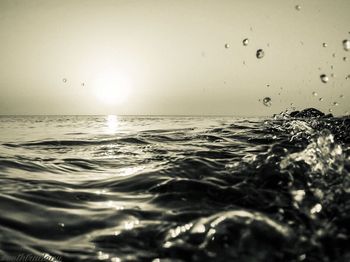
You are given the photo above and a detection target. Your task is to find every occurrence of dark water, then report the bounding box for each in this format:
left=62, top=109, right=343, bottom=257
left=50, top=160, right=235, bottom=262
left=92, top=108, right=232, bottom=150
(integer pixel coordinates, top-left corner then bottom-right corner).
left=0, top=115, right=349, bottom=262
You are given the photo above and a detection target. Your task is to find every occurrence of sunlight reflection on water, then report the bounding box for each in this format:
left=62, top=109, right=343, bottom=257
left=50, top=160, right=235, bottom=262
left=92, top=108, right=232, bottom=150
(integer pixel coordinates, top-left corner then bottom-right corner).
left=106, top=115, right=118, bottom=134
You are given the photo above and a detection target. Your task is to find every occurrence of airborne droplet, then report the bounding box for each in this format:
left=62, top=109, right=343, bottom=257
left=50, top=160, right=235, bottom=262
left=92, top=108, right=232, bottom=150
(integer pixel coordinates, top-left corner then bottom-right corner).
left=319, top=97, right=324, bottom=102
left=295, top=5, right=301, bottom=11
left=262, top=97, right=272, bottom=107
left=81, top=82, right=85, bottom=87
left=62, top=78, right=67, bottom=83
left=320, top=74, right=329, bottom=83
left=343, top=57, right=347, bottom=61
left=256, top=49, right=265, bottom=59
left=243, top=38, right=249, bottom=46
left=333, top=102, right=339, bottom=106
left=312, top=91, right=317, bottom=96
left=343, top=39, right=350, bottom=51
left=322, top=43, right=327, bottom=47
left=224, top=43, right=230, bottom=49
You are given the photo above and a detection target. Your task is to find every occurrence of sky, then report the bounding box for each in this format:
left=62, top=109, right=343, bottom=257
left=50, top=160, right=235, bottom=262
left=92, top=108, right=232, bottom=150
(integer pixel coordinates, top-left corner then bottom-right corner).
left=0, top=0, right=349, bottom=116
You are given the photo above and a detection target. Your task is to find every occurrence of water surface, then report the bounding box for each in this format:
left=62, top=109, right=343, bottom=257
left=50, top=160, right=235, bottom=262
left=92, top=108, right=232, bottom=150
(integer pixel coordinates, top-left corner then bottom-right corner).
left=0, top=115, right=349, bottom=262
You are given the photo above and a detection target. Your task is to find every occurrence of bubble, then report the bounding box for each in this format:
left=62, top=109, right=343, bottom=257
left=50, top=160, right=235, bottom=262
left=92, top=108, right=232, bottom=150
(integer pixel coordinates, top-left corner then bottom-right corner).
left=256, top=49, right=265, bottom=59
left=343, top=39, right=350, bottom=51
left=62, top=78, right=67, bottom=83
left=224, top=43, right=230, bottom=49
left=322, top=43, right=327, bottom=47
left=262, top=97, right=272, bottom=107
left=312, top=91, right=317, bottom=96
left=320, top=74, right=329, bottom=83
left=243, top=38, right=249, bottom=46
left=333, top=102, right=339, bottom=106
left=295, top=5, right=301, bottom=11
left=319, top=97, right=324, bottom=102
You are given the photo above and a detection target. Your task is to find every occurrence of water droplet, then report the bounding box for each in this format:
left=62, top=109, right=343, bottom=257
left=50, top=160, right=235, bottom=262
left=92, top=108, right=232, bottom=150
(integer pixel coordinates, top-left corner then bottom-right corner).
left=322, top=43, right=327, bottom=47
left=312, top=91, right=317, bottom=96
left=339, top=94, right=344, bottom=98
left=332, top=53, right=336, bottom=58
left=319, top=97, right=324, bottom=102
left=330, top=65, right=334, bottom=70
left=329, top=108, right=333, bottom=113
left=243, top=38, right=249, bottom=46
left=81, top=82, right=85, bottom=87
left=256, top=49, right=265, bottom=59
left=62, top=78, right=67, bottom=83
left=343, top=57, right=347, bottom=61
left=333, top=101, right=339, bottom=106
left=266, top=84, right=270, bottom=87
left=343, top=39, right=350, bottom=51
left=346, top=74, right=350, bottom=80
left=331, top=73, right=336, bottom=78
left=262, top=97, right=272, bottom=107
left=290, top=102, right=294, bottom=106
left=320, top=74, right=329, bottom=83
left=224, top=43, right=230, bottom=49
left=295, top=5, right=301, bottom=11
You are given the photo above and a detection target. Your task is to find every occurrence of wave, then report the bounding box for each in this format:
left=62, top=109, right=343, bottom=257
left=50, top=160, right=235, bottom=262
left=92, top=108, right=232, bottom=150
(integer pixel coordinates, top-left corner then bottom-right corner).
left=0, top=112, right=349, bottom=261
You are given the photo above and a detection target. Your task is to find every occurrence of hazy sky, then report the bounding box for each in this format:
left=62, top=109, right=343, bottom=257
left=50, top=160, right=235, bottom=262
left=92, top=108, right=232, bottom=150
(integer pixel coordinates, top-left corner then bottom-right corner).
left=0, top=0, right=349, bottom=116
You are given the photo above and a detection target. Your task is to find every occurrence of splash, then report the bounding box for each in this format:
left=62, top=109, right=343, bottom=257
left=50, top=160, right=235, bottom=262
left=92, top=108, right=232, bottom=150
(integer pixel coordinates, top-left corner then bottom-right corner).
left=280, top=129, right=344, bottom=175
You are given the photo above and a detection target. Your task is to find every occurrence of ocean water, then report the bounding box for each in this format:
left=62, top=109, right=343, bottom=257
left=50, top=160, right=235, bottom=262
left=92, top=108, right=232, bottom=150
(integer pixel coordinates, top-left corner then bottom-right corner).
left=0, top=115, right=349, bottom=262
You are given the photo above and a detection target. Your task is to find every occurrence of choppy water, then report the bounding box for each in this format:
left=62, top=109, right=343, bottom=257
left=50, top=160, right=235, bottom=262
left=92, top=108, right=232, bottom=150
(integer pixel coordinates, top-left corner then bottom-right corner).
left=0, top=115, right=349, bottom=262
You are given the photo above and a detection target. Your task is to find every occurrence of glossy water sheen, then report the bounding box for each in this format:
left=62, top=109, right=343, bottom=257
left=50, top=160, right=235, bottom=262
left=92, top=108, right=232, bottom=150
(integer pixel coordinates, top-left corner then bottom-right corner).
left=0, top=115, right=349, bottom=262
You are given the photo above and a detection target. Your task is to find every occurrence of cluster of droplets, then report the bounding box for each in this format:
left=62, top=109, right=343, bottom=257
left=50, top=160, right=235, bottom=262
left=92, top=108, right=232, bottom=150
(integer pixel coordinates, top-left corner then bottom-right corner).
left=319, top=39, right=349, bottom=84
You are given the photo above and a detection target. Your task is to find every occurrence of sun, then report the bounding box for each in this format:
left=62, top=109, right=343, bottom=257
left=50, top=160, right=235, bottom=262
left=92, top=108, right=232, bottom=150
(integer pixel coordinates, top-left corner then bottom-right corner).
left=93, top=71, right=131, bottom=105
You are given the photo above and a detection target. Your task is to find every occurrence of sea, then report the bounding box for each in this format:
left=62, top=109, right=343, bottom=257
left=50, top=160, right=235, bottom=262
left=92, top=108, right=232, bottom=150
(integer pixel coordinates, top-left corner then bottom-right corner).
left=0, top=114, right=349, bottom=262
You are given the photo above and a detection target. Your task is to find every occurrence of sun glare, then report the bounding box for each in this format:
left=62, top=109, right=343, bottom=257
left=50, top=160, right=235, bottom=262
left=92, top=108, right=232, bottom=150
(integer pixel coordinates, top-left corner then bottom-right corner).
left=106, top=115, right=118, bottom=134
left=93, top=71, right=131, bottom=105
